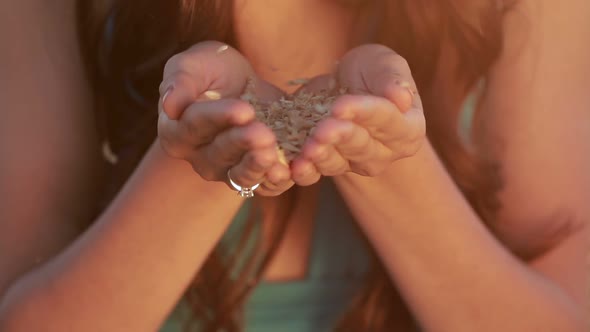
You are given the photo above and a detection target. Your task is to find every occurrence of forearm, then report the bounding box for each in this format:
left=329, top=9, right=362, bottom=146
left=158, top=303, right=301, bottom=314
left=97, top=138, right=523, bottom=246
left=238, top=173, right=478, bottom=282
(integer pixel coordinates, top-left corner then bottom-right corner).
left=333, top=142, right=587, bottom=332
left=0, top=142, right=243, bottom=331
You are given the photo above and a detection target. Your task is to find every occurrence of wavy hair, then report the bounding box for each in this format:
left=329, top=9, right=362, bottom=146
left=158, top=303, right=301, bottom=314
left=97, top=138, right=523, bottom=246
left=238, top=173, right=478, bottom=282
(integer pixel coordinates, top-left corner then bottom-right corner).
left=77, top=0, right=512, bottom=330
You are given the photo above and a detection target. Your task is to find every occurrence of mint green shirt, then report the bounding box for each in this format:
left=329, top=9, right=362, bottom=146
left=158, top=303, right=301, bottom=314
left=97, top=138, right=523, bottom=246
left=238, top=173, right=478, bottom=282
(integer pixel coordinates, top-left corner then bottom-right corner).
left=160, top=179, right=369, bottom=331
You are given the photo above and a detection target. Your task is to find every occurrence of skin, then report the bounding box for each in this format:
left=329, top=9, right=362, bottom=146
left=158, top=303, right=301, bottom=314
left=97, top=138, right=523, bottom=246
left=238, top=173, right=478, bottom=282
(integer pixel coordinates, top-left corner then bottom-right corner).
left=158, top=43, right=420, bottom=194
left=0, top=0, right=588, bottom=331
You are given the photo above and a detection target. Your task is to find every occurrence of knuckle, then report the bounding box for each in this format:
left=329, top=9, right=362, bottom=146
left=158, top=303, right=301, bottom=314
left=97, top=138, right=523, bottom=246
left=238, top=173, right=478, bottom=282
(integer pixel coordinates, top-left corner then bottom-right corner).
left=347, top=142, right=370, bottom=157
left=160, top=138, right=185, bottom=159
left=405, top=129, right=426, bottom=157
left=178, top=119, right=200, bottom=142
left=409, top=138, right=425, bottom=156
left=182, top=104, right=205, bottom=126
left=174, top=72, right=197, bottom=95
left=220, top=152, right=240, bottom=166
left=173, top=71, right=194, bottom=87
left=399, top=139, right=421, bottom=159
left=356, top=163, right=385, bottom=177
left=237, top=173, right=262, bottom=187
left=351, top=142, right=374, bottom=161
left=213, top=142, right=243, bottom=166
left=324, top=164, right=349, bottom=176
left=251, top=152, right=274, bottom=169
left=160, top=70, right=196, bottom=97
left=228, top=127, right=251, bottom=150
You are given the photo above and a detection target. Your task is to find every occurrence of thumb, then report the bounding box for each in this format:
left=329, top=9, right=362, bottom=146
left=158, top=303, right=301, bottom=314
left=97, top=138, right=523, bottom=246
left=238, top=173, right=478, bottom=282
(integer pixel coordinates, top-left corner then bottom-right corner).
left=159, top=72, right=204, bottom=120
left=159, top=41, right=256, bottom=120
left=338, top=44, right=418, bottom=113
left=373, top=77, right=415, bottom=113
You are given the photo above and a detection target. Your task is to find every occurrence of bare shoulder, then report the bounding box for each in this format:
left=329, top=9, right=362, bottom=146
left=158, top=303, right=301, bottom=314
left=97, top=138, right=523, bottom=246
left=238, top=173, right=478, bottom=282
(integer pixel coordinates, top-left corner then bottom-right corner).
left=0, top=0, right=102, bottom=295
left=478, top=0, right=590, bottom=306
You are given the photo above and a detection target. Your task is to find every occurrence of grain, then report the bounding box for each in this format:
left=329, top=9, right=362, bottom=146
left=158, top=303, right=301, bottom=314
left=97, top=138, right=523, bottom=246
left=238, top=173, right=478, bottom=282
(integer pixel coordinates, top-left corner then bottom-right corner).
left=287, top=78, right=311, bottom=86
left=101, top=141, right=119, bottom=165
left=216, top=45, right=229, bottom=54
left=241, top=78, right=346, bottom=163
left=204, top=90, right=222, bottom=100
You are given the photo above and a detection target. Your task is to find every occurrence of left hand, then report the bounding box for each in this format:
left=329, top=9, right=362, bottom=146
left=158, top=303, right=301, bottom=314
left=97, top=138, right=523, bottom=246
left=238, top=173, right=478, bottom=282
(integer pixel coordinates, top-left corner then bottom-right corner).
left=291, top=44, right=426, bottom=186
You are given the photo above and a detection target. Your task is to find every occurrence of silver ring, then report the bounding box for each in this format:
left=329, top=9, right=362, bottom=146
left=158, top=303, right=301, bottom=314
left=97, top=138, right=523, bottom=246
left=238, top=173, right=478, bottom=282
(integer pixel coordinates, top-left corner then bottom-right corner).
left=227, top=170, right=260, bottom=198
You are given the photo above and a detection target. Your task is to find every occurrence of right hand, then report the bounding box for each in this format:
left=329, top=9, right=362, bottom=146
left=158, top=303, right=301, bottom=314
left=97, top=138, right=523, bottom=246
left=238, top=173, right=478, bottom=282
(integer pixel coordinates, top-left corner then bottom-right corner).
left=157, top=41, right=293, bottom=196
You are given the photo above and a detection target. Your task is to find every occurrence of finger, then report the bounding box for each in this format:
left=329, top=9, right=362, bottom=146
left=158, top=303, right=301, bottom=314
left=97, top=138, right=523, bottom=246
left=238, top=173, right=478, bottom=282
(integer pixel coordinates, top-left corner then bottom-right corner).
left=228, top=146, right=278, bottom=188
left=160, top=71, right=203, bottom=120
left=330, top=96, right=401, bottom=142
left=290, top=159, right=322, bottom=186
left=157, top=112, right=195, bottom=158
left=307, top=117, right=395, bottom=172
left=178, top=99, right=256, bottom=146
left=310, top=118, right=374, bottom=161
left=258, top=164, right=294, bottom=196
left=301, top=137, right=350, bottom=176
left=308, top=117, right=355, bottom=145
left=363, top=53, right=421, bottom=113
left=372, top=77, right=416, bottom=112
left=205, top=122, right=276, bottom=173
left=338, top=44, right=419, bottom=112
left=160, top=41, right=255, bottom=119
left=338, top=129, right=392, bottom=165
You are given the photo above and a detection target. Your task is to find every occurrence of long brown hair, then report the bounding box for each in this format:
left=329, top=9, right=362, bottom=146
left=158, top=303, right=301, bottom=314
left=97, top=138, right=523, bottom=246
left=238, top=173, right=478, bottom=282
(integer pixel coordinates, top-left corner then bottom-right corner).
left=77, top=0, right=511, bottom=330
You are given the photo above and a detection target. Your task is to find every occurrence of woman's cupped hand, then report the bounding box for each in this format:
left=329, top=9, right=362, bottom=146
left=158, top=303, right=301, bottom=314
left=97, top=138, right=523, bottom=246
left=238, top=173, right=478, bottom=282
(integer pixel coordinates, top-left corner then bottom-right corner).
left=290, top=44, right=426, bottom=186
left=157, top=41, right=426, bottom=196
left=158, top=41, right=293, bottom=196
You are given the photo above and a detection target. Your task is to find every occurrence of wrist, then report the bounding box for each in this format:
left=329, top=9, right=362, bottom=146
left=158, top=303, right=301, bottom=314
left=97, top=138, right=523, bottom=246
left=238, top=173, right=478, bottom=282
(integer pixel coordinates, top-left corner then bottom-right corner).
left=332, top=141, right=454, bottom=226
left=146, top=140, right=239, bottom=199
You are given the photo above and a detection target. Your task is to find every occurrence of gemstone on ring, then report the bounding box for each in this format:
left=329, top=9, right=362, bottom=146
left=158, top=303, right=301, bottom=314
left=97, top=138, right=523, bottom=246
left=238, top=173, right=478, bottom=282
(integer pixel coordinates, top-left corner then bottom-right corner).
left=227, top=170, right=260, bottom=198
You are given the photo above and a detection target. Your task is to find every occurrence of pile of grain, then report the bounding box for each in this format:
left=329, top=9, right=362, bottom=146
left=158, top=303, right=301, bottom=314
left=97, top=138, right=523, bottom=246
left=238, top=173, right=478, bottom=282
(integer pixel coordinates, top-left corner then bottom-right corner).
left=241, top=78, right=345, bottom=164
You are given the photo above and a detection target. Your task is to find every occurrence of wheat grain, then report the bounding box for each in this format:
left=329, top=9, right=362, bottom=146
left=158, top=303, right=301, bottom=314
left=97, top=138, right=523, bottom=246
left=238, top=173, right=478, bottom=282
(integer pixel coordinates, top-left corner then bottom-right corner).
left=241, top=78, right=345, bottom=163
left=216, top=45, right=229, bottom=54
left=204, top=90, right=222, bottom=100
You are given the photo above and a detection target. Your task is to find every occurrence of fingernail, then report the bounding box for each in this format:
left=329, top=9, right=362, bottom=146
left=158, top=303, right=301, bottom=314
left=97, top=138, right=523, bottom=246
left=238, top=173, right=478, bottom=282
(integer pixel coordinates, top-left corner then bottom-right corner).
left=396, top=80, right=415, bottom=97
left=396, top=80, right=411, bottom=88
left=159, top=87, right=173, bottom=115
left=163, top=86, right=174, bottom=104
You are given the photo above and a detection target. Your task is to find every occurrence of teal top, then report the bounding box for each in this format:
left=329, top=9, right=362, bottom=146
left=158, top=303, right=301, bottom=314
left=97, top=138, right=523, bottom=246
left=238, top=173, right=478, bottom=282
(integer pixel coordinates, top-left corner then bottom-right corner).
left=160, top=179, right=370, bottom=332
left=158, top=87, right=481, bottom=331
